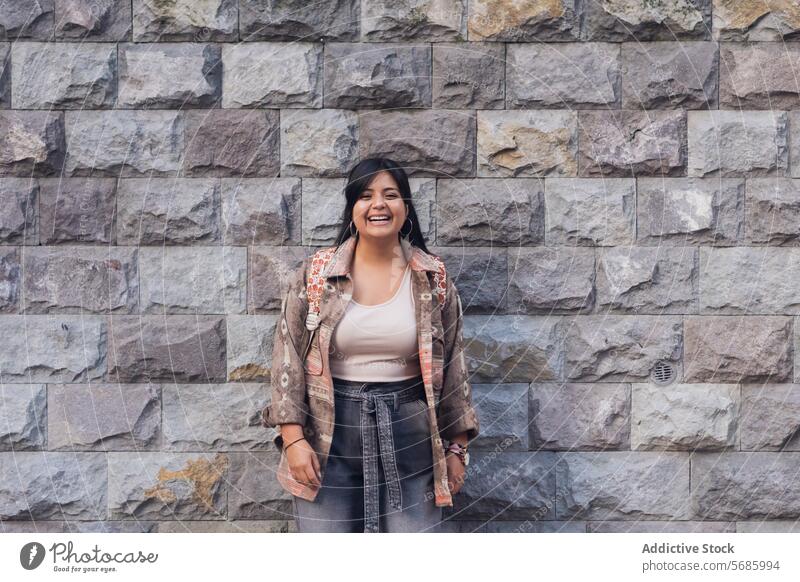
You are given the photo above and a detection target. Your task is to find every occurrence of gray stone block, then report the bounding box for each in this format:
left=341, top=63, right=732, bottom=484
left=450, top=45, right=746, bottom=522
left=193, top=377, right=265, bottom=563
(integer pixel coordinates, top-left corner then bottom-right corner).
left=359, top=109, right=475, bottom=177
left=507, top=43, right=620, bottom=109
left=713, top=2, right=800, bottom=41
left=227, top=315, right=276, bottom=382
left=563, top=315, right=683, bottom=382
left=0, top=178, right=38, bottom=245
left=280, top=109, right=358, bottom=177
left=227, top=451, right=291, bottom=520
left=11, top=42, right=116, bottom=109
left=432, top=42, right=504, bottom=109
left=557, top=452, right=691, bottom=520
left=0, top=0, right=54, bottom=40
left=0, top=111, right=65, bottom=176
left=437, top=178, right=544, bottom=245
left=746, top=178, right=800, bottom=244
left=116, top=178, right=221, bottom=246
left=324, top=43, right=431, bottom=109
left=221, top=178, right=301, bottom=245
left=39, top=178, right=116, bottom=244
left=741, top=383, right=800, bottom=451
left=107, top=315, right=227, bottom=382
left=48, top=383, right=160, bottom=450
left=507, top=247, right=594, bottom=313
left=248, top=246, right=311, bottom=313
left=432, top=246, right=507, bottom=313
left=0, top=384, right=46, bottom=450
left=22, top=246, right=139, bottom=314
left=300, top=178, right=348, bottom=245
left=362, top=0, right=467, bottom=41
left=580, top=0, right=710, bottom=41
left=684, top=316, right=792, bottom=383
left=470, top=383, right=528, bottom=451
left=55, top=0, right=132, bottom=40
left=467, top=0, right=578, bottom=41
left=531, top=382, right=630, bottom=450
left=720, top=42, right=800, bottom=109
left=132, top=0, right=237, bottom=41
left=239, top=0, right=358, bottom=41
left=578, top=110, right=687, bottom=177
left=0, top=246, right=20, bottom=312
left=118, top=43, right=221, bottom=108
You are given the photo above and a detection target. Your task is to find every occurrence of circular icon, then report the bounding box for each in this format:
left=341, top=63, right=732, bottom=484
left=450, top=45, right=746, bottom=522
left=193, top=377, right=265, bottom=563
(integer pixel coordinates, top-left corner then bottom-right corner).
left=20, top=542, right=46, bottom=570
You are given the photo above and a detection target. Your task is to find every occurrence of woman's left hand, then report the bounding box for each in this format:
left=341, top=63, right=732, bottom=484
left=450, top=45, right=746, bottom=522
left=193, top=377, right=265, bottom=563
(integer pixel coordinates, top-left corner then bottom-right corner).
left=445, top=452, right=467, bottom=495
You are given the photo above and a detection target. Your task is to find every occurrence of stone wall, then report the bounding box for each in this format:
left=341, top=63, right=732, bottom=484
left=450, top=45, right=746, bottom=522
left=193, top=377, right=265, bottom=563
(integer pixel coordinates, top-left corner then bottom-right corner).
left=2, top=0, right=800, bottom=533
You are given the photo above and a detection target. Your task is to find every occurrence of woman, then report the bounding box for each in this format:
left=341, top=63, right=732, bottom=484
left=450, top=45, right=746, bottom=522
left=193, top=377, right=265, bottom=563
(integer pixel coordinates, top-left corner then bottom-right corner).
left=261, top=157, right=480, bottom=533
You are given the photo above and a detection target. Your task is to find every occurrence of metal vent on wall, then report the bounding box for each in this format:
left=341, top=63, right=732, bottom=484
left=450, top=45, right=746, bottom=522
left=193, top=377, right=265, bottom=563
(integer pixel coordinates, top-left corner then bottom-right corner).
left=650, top=360, right=676, bottom=385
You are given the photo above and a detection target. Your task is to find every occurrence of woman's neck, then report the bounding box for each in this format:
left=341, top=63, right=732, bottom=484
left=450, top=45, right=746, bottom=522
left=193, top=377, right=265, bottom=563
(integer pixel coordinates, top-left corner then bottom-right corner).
left=353, top=236, right=405, bottom=268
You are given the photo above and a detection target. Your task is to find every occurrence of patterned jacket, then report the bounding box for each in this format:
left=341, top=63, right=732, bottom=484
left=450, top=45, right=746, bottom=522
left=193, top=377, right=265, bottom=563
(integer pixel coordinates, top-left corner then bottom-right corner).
left=260, top=235, right=480, bottom=508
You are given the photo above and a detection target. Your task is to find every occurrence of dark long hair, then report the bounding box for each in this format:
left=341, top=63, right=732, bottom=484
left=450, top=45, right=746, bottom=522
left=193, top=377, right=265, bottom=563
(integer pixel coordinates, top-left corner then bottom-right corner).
left=333, top=158, right=431, bottom=254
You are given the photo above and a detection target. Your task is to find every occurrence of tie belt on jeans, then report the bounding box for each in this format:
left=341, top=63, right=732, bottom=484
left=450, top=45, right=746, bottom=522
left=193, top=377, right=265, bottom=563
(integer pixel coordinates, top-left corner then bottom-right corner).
left=332, top=376, right=426, bottom=534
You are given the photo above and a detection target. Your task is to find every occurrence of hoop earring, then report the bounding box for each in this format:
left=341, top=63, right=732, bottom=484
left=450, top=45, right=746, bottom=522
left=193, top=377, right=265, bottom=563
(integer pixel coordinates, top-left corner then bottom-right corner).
left=399, top=216, right=413, bottom=238
left=348, top=220, right=358, bottom=238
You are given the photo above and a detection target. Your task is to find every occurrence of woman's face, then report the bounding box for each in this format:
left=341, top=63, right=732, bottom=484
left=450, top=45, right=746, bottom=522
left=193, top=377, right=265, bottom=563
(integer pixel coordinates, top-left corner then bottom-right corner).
left=351, top=171, right=407, bottom=241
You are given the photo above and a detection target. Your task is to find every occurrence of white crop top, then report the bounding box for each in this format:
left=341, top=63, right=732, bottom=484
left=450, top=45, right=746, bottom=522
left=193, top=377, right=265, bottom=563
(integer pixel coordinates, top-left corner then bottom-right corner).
left=329, top=264, right=422, bottom=381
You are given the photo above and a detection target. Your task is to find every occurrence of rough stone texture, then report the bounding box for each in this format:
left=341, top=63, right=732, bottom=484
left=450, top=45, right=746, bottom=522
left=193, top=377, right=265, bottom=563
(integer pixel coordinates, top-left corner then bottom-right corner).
left=563, top=316, right=683, bottom=382
left=0, top=0, right=54, bottom=40
left=478, top=110, right=578, bottom=177
left=746, top=179, right=800, bottom=245
left=463, top=316, right=563, bottom=383
left=108, top=452, right=228, bottom=519
left=467, top=0, right=579, bottom=41
left=22, top=246, right=138, bottom=313
left=441, top=519, right=585, bottom=533
left=432, top=43, right=504, bottom=109
left=700, top=247, right=800, bottom=314
left=281, top=109, right=358, bottom=177
left=713, top=0, right=800, bottom=41
left=587, top=521, right=735, bottom=533
left=631, top=383, right=739, bottom=450
left=0, top=111, right=65, bottom=176
left=0, top=42, right=9, bottom=108
left=0, top=315, right=107, bottom=383
left=116, top=178, right=221, bottom=245
left=239, top=0, right=358, bottom=41
left=741, top=384, right=800, bottom=451
left=138, top=246, right=246, bottom=314
left=637, top=177, right=745, bottom=246
left=39, top=178, right=116, bottom=244
left=507, top=247, right=594, bottom=313
left=621, top=42, right=718, bottom=109
left=0, top=384, right=46, bottom=450
left=688, top=110, right=789, bottom=177
left=684, top=316, right=793, bottom=383
left=545, top=178, right=636, bottom=246
left=362, top=0, right=467, bottom=41
left=65, top=110, right=183, bottom=177
left=107, top=315, right=227, bottom=382
left=0, top=452, right=106, bottom=520
left=222, top=42, right=323, bottom=108
left=556, top=452, right=691, bottom=520
left=0, top=178, right=38, bottom=244
left=132, top=0, right=237, bottom=41
left=691, top=453, right=800, bottom=520
left=596, top=246, right=698, bottom=314
left=530, top=383, right=630, bottom=450
left=118, top=43, right=221, bottom=109
left=359, top=109, right=475, bottom=177
left=163, top=383, right=271, bottom=450
left=720, top=42, right=800, bottom=109
left=0, top=246, right=19, bottom=312
left=221, top=178, right=301, bottom=245
left=581, top=0, right=711, bottom=41
left=578, top=110, right=687, bottom=177
left=300, top=178, right=347, bottom=245
left=227, top=451, right=291, bottom=519
left=324, top=43, right=431, bottom=109
left=248, top=245, right=311, bottom=313
left=433, top=245, right=507, bottom=313
left=11, top=42, right=117, bottom=109
left=507, top=43, right=620, bottom=109
left=183, top=110, right=280, bottom=177
left=790, top=111, right=800, bottom=179
left=48, top=383, right=160, bottom=450
left=437, top=178, right=544, bottom=245
left=470, top=383, right=528, bottom=451
left=227, top=315, right=276, bottom=382
left=55, top=0, right=132, bottom=40
left=451, top=452, right=557, bottom=520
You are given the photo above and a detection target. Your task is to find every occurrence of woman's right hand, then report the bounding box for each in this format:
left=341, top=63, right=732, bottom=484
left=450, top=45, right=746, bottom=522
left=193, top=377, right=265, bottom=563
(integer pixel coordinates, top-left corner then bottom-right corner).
left=285, top=439, right=321, bottom=488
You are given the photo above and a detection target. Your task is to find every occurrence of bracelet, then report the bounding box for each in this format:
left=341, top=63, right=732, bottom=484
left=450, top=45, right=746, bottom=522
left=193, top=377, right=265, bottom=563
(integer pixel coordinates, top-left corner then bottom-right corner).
left=283, top=436, right=305, bottom=451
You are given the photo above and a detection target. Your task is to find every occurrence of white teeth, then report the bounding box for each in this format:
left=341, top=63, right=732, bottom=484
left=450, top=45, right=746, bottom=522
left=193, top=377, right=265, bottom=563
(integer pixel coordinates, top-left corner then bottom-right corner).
left=369, top=216, right=390, bottom=221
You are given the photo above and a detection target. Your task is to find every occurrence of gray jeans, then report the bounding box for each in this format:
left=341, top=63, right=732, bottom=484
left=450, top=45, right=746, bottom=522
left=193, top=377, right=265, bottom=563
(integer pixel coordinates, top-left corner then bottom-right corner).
left=293, top=375, right=443, bottom=533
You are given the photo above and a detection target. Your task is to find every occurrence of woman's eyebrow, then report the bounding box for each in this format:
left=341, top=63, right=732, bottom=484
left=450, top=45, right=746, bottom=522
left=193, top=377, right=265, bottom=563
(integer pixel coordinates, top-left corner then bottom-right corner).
left=362, top=187, right=398, bottom=192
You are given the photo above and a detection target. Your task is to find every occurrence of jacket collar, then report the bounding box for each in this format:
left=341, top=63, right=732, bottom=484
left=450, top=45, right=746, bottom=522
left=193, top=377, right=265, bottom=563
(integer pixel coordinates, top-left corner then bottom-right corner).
left=321, top=235, right=440, bottom=278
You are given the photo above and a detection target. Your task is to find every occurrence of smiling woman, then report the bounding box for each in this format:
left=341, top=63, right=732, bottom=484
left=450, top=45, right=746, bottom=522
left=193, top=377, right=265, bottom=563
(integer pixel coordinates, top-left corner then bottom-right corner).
left=262, top=157, right=479, bottom=533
